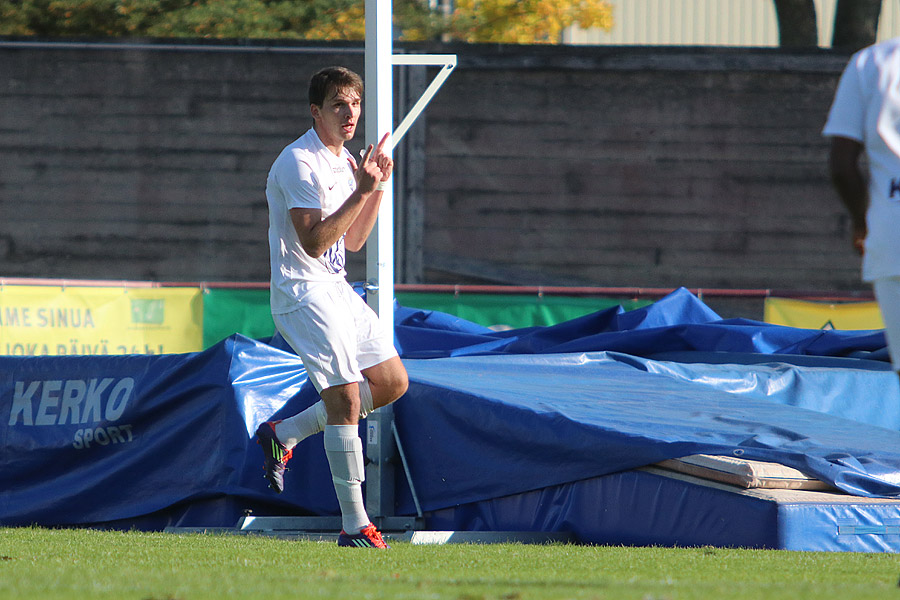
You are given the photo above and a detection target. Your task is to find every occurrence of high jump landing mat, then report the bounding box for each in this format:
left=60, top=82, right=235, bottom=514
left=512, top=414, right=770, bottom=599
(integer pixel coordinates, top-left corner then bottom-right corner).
left=3, top=288, right=900, bottom=552
left=419, top=460, right=900, bottom=552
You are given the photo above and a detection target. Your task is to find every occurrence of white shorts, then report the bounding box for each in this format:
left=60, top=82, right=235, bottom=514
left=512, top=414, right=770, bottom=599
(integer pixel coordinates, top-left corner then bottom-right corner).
left=873, top=276, right=900, bottom=370
left=273, top=280, right=398, bottom=392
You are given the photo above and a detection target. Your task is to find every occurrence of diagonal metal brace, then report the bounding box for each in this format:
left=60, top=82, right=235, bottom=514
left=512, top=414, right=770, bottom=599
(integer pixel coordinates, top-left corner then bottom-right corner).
left=389, top=54, right=457, bottom=151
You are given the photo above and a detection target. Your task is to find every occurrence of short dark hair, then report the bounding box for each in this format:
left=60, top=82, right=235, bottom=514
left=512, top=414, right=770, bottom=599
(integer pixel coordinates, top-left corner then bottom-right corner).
left=309, top=66, right=363, bottom=107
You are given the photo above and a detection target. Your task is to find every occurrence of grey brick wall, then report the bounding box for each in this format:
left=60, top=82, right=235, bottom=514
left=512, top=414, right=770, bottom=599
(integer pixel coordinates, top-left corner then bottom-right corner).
left=0, top=41, right=862, bottom=292
left=421, top=46, right=858, bottom=290
left=0, top=41, right=368, bottom=282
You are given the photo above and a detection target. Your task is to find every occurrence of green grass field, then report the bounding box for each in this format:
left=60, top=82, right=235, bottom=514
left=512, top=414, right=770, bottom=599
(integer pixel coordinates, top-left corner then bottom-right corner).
left=0, top=527, right=897, bottom=600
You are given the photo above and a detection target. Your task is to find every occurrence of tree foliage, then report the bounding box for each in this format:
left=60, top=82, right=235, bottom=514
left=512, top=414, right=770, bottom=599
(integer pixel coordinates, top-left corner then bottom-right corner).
left=0, top=0, right=613, bottom=44
left=448, top=0, right=613, bottom=44
left=0, top=0, right=359, bottom=39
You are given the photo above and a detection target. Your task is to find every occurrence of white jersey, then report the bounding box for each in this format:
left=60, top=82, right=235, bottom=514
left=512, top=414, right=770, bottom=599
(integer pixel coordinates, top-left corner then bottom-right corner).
left=824, top=37, right=900, bottom=281
left=266, top=128, right=357, bottom=314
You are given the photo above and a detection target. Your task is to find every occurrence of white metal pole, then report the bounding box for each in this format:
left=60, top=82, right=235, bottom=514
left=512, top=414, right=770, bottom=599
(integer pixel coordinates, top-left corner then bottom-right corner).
left=363, top=0, right=456, bottom=528
left=365, top=0, right=394, bottom=333
left=364, top=0, right=396, bottom=525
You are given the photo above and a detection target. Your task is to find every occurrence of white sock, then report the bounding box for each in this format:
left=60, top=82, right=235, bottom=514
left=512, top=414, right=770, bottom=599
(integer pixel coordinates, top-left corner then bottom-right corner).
left=358, top=378, right=375, bottom=419
left=274, top=379, right=375, bottom=450
left=324, top=424, right=370, bottom=534
left=275, top=401, right=327, bottom=450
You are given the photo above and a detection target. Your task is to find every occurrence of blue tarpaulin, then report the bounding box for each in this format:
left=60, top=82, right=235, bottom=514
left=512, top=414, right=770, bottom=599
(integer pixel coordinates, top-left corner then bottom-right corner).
left=1, top=287, right=899, bottom=534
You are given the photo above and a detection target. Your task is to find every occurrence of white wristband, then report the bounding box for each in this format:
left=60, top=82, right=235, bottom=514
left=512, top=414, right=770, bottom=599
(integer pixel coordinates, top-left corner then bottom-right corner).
left=376, top=181, right=388, bottom=191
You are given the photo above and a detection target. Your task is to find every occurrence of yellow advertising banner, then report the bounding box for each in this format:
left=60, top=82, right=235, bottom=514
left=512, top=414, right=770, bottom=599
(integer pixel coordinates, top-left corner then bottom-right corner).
left=764, top=297, right=884, bottom=331
left=0, top=285, right=202, bottom=356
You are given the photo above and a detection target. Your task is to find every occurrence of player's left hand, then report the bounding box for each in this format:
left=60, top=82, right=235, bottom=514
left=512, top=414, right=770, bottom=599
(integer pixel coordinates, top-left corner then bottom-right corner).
left=852, top=223, right=867, bottom=256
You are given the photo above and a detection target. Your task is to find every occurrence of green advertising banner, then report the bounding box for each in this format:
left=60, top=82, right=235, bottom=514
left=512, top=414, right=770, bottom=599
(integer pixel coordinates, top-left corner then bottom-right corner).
left=200, top=288, right=653, bottom=348
left=395, top=292, right=653, bottom=331
left=201, top=288, right=274, bottom=349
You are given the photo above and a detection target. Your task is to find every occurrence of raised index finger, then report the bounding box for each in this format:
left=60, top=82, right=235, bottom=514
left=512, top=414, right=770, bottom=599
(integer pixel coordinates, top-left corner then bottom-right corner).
left=375, top=132, right=390, bottom=155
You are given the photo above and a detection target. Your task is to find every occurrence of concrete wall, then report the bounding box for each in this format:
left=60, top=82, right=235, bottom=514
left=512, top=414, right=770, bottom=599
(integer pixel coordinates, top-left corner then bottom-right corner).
left=422, top=46, right=856, bottom=290
left=0, top=41, right=366, bottom=282
left=0, top=40, right=860, bottom=292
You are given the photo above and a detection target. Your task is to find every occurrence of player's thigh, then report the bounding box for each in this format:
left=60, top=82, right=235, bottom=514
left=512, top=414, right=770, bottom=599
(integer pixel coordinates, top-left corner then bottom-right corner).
left=343, top=284, right=399, bottom=371
left=273, top=288, right=363, bottom=392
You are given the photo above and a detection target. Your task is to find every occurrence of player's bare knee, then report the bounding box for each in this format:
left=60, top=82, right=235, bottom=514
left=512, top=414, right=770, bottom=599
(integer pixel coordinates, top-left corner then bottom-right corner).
left=371, top=374, right=407, bottom=407
left=392, top=371, right=409, bottom=401
left=380, top=365, right=408, bottom=402
left=322, top=384, right=361, bottom=423
left=365, top=360, right=409, bottom=404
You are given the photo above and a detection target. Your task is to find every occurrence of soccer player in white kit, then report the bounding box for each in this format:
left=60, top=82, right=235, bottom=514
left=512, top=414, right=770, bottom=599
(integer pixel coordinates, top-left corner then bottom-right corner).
left=256, top=66, right=409, bottom=548
left=825, top=38, right=900, bottom=379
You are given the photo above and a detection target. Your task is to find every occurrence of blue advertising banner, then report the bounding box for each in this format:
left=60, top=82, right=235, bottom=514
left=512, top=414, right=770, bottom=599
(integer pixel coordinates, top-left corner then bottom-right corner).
left=0, top=339, right=307, bottom=527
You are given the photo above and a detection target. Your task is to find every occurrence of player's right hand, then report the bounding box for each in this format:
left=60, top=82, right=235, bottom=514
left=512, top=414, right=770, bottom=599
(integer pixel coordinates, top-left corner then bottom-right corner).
left=349, top=143, right=383, bottom=195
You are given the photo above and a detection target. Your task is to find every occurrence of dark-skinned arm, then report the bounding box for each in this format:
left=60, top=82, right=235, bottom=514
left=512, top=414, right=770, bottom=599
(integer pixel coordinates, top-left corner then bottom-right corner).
left=829, top=135, right=868, bottom=255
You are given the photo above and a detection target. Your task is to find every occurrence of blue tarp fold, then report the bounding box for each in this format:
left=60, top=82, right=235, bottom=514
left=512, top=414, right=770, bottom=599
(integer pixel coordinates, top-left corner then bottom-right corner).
left=392, top=287, right=890, bottom=361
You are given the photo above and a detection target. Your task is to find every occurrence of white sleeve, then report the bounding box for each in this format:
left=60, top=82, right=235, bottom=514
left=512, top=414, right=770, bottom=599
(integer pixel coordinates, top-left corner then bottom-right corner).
left=823, top=57, right=866, bottom=142
left=273, top=150, right=322, bottom=210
